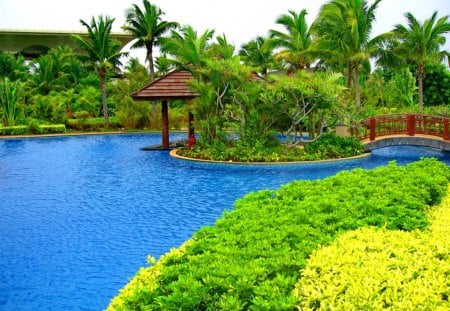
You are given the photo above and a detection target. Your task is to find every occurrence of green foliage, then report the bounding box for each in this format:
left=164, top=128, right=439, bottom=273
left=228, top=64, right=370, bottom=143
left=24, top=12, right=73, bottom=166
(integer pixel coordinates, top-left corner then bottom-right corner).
left=261, top=71, right=345, bottom=144
left=295, top=185, right=450, bottom=310
left=385, top=67, right=416, bottom=107
left=67, top=116, right=121, bottom=131
left=423, top=64, right=450, bottom=106
left=180, top=132, right=363, bottom=162
left=28, top=91, right=68, bottom=124
left=72, top=86, right=102, bottom=117
left=0, top=125, right=28, bottom=135
left=0, top=77, right=22, bottom=126
left=108, top=158, right=449, bottom=310
left=304, top=133, right=364, bottom=159
left=0, top=52, right=29, bottom=81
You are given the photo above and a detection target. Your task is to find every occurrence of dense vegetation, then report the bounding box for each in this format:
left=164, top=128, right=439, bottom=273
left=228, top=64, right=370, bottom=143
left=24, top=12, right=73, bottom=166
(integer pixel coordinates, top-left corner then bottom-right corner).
left=178, top=133, right=364, bottom=162
left=1, top=0, right=449, bottom=161
left=107, top=158, right=449, bottom=310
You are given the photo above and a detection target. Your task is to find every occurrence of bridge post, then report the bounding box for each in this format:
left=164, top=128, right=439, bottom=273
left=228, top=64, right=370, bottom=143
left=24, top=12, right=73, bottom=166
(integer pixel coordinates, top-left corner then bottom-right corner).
left=444, top=119, right=449, bottom=141
left=407, top=114, right=416, bottom=136
left=369, top=118, right=376, bottom=141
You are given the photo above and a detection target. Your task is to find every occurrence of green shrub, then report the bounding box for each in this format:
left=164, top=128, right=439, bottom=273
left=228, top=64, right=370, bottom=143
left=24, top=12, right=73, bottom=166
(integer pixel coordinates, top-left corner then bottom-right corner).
left=295, top=186, right=450, bottom=310
left=180, top=132, right=364, bottom=162
left=0, top=125, right=28, bottom=135
left=37, top=124, right=66, bottom=134
left=67, top=116, right=120, bottom=131
left=304, top=132, right=364, bottom=159
left=107, top=158, right=449, bottom=310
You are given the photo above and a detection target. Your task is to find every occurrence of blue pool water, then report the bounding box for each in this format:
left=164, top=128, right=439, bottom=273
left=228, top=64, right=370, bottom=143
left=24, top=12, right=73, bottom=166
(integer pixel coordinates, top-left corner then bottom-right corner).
left=1, top=133, right=449, bottom=310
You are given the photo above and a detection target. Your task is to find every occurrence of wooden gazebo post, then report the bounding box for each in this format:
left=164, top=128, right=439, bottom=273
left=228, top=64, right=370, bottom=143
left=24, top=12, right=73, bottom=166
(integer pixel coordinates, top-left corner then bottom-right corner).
left=161, top=100, right=169, bottom=149
left=131, top=70, right=199, bottom=150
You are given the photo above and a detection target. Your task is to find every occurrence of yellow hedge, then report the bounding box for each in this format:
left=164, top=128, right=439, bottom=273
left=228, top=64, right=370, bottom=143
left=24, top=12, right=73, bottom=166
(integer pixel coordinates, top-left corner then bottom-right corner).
left=107, top=241, right=192, bottom=311
left=294, top=186, right=450, bottom=310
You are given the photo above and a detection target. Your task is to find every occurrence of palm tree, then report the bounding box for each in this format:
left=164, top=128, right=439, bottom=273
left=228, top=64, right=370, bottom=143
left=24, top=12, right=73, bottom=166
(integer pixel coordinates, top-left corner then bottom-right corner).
left=269, top=9, right=314, bottom=72
left=0, top=52, right=29, bottom=82
left=123, top=0, right=178, bottom=82
left=239, top=36, right=274, bottom=79
left=209, top=34, right=235, bottom=60
left=390, top=12, right=450, bottom=110
left=312, top=0, right=382, bottom=106
left=73, top=15, right=127, bottom=127
left=159, top=25, right=215, bottom=70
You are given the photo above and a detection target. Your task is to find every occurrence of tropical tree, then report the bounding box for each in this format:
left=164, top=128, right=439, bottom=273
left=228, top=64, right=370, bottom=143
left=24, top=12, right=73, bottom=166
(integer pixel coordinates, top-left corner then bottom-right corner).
left=239, top=36, right=275, bottom=79
left=29, top=54, right=67, bottom=95
left=0, top=52, right=29, bottom=81
left=209, top=34, right=235, bottom=60
left=261, top=71, right=346, bottom=147
left=154, top=54, right=174, bottom=76
left=0, top=77, right=21, bottom=126
left=269, top=9, right=314, bottom=72
left=389, top=12, right=450, bottom=110
left=123, top=0, right=178, bottom=81
left=73, top=15, right=127, bottom=127
left=159, top=25, right=215, bottom=70
left=312, top=0, right=382, bottom=106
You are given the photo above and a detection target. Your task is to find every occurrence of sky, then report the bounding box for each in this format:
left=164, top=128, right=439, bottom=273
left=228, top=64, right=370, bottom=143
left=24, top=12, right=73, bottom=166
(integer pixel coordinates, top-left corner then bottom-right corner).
left=0, top=0, right=449, bottom=62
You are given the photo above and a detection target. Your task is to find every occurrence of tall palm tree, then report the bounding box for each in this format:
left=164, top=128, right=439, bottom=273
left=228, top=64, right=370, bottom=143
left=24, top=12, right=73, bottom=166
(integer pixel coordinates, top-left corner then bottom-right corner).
left=159, top=25, right=215, bottom=70
left=73, top=15, right=127, bottom=127
left=269, top=9, right=313, bottom=72
left=390, top=12, right=450, bottom=110
left=123, top=0, right=178, bottom=82
left=312, top=0, right=382, bottom=106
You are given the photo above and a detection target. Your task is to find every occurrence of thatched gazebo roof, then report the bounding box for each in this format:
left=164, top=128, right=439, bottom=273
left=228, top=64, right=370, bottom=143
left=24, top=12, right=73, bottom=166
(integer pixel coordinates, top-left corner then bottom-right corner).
left=132, top=70, right=199, bottom=101
left=131, top=70, right=199, bottom=150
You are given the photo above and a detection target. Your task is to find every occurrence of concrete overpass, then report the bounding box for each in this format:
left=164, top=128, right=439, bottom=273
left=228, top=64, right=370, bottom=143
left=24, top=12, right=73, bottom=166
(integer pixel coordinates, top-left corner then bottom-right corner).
left=0, top=29, right=134, bottom=58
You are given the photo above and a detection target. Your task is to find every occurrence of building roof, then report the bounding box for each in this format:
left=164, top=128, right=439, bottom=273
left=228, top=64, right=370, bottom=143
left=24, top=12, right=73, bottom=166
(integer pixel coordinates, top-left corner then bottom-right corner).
left=131, top=70, right=199, bottom=101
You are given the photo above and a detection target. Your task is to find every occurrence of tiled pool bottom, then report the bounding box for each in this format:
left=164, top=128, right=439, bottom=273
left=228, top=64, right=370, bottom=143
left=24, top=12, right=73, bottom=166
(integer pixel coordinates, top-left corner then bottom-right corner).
left=1, top=133, right=449, bottom=310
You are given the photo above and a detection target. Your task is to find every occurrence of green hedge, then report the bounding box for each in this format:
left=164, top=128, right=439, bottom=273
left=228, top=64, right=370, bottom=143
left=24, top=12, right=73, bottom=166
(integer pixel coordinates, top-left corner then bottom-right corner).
left=108, top=158, right=449, bottom=310
left=295, top=187, right=450, bottom=310
left=0, top=125, right=28, bottom=135
left=66, top=117, right=121, bottom=131
left=0, top=124, right=66, bottom=135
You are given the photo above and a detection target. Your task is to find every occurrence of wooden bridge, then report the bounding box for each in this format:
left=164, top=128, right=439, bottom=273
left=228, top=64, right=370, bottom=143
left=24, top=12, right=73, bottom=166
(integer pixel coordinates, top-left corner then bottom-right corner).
left=352, top=114, right=450, bottom=151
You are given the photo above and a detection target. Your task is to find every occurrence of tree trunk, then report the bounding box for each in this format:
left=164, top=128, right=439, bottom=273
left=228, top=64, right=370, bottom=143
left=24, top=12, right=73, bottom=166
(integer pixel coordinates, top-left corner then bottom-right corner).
left=418, top=63, right=424, bottom=111
left=99, top=70, right=108, bottom=128
left=347, top=60, right=353, bottom=88
left=147, top=45, right=157, bottom=126
left=354, top=64, right=361, bottom=107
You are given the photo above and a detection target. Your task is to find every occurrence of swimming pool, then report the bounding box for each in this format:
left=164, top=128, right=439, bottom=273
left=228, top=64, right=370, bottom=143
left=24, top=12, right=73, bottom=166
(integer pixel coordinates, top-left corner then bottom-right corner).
left=1, top=133, right=449, bottom=310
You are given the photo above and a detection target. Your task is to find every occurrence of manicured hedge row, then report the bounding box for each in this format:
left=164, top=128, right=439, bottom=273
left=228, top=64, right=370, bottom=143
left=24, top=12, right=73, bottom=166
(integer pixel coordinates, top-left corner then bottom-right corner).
left=108, top=158, right=449, bottom=310
left=0, top=124, right=66, bottom=135
left=0, top=125, right=28, bottom=135
left=295, top=185, right=450, bottom=310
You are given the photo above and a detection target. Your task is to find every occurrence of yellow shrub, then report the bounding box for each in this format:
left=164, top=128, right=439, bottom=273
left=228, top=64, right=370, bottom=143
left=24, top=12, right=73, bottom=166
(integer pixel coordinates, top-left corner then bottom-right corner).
left=107, top=240, right=193, bottom=311
left=294, top=186, right=450, bottom=310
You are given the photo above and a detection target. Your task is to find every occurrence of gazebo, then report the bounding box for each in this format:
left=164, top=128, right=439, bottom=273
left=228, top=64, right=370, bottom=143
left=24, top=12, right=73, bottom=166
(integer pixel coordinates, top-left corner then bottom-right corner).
left=131, top=70, right=199, bottom=149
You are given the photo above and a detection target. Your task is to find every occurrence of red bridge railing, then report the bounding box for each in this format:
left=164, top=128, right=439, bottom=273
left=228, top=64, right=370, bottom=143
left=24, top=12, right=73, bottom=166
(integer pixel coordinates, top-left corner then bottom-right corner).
left=353, top=114, right=450, bottom=141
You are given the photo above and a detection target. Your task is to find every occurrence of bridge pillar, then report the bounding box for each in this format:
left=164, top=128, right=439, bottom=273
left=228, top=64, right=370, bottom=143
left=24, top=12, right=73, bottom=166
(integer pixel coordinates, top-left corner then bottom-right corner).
left=369, top=118, right=376, bottom=141
left=407, top=114, right=416, bottom=136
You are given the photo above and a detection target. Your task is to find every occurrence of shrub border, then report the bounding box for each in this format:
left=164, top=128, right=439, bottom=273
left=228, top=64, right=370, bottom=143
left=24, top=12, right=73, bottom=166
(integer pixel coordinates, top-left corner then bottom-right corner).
left=170, top=148, right=371, bottom=165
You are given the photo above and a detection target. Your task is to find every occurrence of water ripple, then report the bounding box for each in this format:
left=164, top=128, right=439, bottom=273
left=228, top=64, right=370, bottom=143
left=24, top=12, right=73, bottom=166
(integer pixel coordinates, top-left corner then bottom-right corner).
left=0, top=133, right=449, bottom=310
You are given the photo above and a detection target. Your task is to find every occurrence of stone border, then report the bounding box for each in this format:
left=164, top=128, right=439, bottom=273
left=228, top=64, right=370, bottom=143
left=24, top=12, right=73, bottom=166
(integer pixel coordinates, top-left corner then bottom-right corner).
left=170, top=148, right=371, bottom=165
